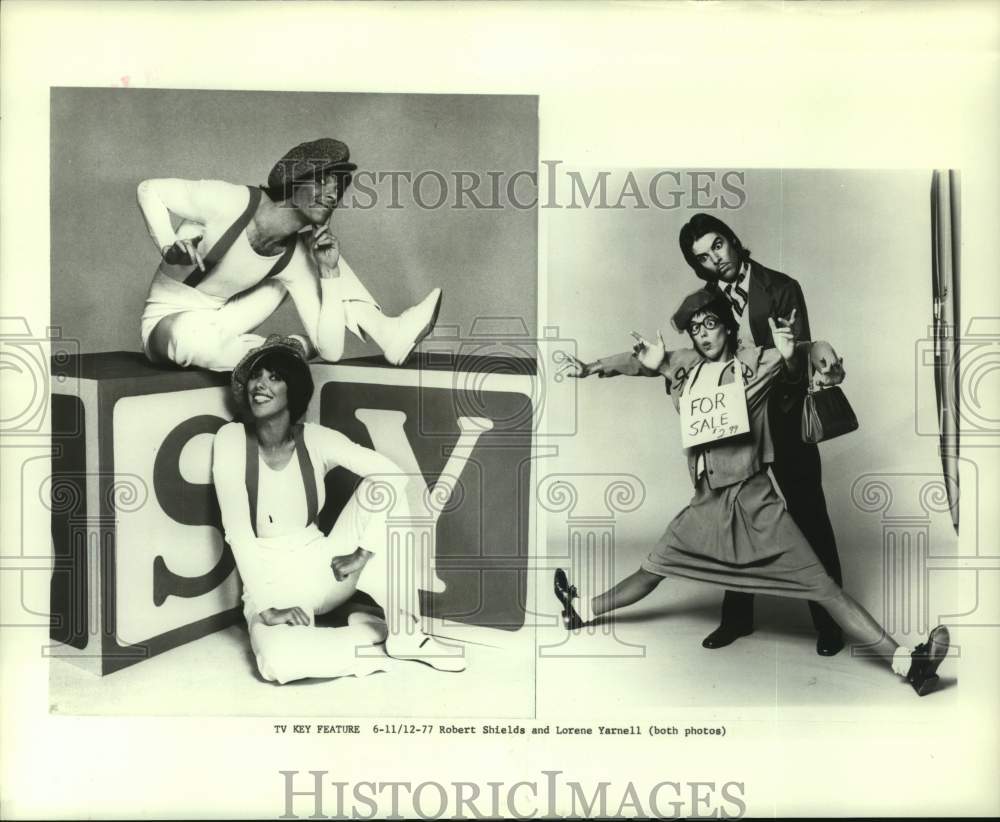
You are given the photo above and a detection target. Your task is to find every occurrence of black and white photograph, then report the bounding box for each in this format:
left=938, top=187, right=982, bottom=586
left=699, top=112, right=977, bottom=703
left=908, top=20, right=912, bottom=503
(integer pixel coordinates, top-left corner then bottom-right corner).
left=44, top=87, right=541, bottom=716
left=2, top=1, right=998, bottom=819
left=539, top=167, right=964, bottom=708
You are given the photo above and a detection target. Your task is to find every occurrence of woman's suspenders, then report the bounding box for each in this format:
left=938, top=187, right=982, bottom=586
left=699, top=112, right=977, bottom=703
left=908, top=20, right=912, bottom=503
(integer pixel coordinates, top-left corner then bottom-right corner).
left=243, top=424, right=319, bottom=537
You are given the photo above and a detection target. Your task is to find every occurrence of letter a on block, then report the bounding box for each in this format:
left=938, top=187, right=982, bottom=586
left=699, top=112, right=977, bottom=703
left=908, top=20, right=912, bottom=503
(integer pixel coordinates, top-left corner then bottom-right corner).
left=353, top=410, right=494, bottom=593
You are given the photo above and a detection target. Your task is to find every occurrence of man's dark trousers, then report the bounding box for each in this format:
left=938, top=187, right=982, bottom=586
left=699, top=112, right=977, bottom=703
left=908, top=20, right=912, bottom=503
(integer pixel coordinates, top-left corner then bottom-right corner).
left=717, top=261, right=844, bottom=638
left=718, top=395, right=845, bottom=638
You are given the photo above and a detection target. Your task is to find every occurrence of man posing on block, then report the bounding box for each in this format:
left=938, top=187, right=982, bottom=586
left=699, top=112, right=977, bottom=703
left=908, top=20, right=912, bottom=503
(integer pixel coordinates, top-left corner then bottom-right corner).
left=677, top=213, right=846, bottom=656
left=137, top=137, right=442, bottom=371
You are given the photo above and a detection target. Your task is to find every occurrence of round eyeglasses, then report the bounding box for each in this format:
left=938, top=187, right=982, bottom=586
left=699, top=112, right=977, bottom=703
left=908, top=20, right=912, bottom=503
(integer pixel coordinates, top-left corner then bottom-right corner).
left=688, top=315, right=722, bottom=335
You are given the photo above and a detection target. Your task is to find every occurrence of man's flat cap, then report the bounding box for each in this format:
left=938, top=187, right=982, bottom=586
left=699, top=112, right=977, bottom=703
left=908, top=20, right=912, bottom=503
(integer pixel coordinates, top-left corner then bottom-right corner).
left=267, top=138, right=358, bottom=194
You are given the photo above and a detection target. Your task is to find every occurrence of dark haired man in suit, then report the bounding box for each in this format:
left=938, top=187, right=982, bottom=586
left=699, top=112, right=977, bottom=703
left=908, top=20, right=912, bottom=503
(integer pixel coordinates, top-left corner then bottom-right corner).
left=678, top=213, right=845, bottom=656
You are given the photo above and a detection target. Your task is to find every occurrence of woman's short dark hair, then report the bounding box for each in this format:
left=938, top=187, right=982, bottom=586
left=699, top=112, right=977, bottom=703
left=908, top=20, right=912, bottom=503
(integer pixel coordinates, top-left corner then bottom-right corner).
left=678, top=213, right=752, bottom=281
left=247, top=352, right=313, bottom=422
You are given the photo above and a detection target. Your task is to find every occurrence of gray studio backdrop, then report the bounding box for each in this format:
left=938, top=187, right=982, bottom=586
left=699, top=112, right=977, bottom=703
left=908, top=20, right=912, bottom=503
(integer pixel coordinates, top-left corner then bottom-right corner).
left=50, top=88, right=537, bottom=356
left=547, top=168, right=961, bottom=632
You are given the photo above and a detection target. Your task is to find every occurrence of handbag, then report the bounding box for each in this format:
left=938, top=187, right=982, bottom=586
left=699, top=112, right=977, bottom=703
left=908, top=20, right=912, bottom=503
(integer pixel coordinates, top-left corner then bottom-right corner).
left=801, top=355, right=859, bottom=444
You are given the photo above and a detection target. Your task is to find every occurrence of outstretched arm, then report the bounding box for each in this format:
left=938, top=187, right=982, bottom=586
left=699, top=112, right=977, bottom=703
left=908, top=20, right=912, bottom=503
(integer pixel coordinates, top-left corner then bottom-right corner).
left=559, top=330, right=672, bottom=380
left=313, top=425, right=409, bottom=484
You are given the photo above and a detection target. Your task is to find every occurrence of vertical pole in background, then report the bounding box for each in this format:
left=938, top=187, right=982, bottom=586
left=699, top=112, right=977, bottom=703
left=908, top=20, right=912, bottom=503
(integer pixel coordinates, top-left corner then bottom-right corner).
left=931, top=169, right=961, bottom=535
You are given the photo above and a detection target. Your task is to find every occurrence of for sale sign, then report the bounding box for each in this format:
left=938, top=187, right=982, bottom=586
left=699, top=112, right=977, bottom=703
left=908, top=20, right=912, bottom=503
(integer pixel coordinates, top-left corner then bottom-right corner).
left=679, top=359, right=751, bottom=449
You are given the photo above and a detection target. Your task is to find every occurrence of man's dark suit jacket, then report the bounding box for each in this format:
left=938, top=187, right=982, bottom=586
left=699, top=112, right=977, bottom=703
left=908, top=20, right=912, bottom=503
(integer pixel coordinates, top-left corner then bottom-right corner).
left=737, top=260, right=811, bottom=418
left=711, top=260, right=843, bottom=632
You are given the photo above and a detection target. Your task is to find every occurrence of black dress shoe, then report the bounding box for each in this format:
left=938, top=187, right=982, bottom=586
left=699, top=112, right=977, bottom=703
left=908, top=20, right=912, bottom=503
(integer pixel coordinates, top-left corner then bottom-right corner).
left=907, top=625, right=950, bottom=696
left=816, top=632, right=845, bottom=656
left=553, top=568, right=584, bottom=630
left=701, top=624, right=753, bottom=649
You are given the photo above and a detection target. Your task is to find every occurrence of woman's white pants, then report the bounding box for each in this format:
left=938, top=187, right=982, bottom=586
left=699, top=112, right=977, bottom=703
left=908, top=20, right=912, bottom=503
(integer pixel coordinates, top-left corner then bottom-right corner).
left=245, top=479, right=419, bottom=684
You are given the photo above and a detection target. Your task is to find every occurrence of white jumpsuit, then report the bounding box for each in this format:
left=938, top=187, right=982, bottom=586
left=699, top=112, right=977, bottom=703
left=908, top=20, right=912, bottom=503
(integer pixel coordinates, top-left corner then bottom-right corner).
left=212, top=421, right=419, bottom=684
left=138, top=178, right=378, bottom=371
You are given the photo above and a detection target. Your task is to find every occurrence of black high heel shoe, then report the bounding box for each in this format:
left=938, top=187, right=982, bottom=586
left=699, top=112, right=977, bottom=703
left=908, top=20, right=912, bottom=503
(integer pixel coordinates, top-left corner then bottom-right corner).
left=906, top=625, right=950, bottom=696
left=553, top=568, right=584, bottom=630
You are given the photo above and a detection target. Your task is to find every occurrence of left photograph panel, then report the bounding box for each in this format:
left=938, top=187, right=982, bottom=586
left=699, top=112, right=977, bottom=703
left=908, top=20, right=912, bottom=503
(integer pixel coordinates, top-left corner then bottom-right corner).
left=47, top=88, right=539, bottom=716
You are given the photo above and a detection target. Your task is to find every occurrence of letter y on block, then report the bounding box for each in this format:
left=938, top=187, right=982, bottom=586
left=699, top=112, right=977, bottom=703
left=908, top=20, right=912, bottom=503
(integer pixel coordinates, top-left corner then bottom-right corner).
left=353, top=410, right=494, bottom=593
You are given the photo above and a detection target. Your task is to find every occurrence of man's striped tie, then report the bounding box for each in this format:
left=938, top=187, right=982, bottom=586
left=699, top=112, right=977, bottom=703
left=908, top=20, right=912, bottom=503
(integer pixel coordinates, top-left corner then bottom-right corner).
left=725, top=273, right=748, bottom=317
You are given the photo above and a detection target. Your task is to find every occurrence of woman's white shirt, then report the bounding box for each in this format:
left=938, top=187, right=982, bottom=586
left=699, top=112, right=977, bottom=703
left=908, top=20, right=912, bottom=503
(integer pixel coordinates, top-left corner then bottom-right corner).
left=255, top=454, right=309, bottom=539
left=211, top=421, right=408, bottom=614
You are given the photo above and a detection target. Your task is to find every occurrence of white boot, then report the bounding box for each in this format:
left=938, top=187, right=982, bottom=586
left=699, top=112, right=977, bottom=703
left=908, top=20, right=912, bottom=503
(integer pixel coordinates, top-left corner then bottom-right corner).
left=383, top=612, right=466, bottom=673
left=385, top=631, right=467, bottom=673
left=348, top=288, right=443, bottom=366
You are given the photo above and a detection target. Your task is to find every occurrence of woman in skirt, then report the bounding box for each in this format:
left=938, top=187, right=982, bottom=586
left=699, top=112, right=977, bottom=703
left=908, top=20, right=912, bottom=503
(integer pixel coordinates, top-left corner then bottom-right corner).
left=555, top=286, right=949, bottom=696
left=212, top=335, right=465, bottom=684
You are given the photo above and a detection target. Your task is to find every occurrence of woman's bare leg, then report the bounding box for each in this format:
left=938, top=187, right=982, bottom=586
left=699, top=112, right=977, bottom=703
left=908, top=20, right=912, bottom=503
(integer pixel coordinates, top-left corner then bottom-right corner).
left=799, top=588, right=951, bottom=694
left=592, top=568, right=665, bottom=620
left=816, top=590, right=899, bottom=660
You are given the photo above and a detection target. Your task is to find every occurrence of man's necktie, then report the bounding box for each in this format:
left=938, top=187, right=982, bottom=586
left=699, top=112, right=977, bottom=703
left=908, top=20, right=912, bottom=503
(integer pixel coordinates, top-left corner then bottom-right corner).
left=725, top=272, right=748, bottom=317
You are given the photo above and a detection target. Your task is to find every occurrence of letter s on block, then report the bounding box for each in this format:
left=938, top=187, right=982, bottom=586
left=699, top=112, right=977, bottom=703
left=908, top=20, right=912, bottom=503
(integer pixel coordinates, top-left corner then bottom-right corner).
left=151, top=414, right=234, bottom=606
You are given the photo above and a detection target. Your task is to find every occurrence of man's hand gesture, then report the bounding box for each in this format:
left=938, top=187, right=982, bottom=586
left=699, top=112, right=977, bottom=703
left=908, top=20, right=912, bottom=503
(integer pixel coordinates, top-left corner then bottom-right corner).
left=809, top=340, right=846, bottom=388
left=161, top=237, right=205, bottom=271
left=768, top=308, right=797, bottom=361
left=309, top=225, right=341, bottom=279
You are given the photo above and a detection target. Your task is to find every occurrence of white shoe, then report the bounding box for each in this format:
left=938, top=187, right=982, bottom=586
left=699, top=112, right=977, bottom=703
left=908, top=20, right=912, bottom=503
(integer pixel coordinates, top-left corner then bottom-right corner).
left=380, top=288, right=443, bottom=365
left=385, top=631, right=466, bottom=673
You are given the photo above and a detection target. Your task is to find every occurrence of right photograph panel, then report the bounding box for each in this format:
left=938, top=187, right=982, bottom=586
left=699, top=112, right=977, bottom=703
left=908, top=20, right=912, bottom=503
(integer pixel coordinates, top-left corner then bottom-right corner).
left=539, top=167, right=963, bottom=709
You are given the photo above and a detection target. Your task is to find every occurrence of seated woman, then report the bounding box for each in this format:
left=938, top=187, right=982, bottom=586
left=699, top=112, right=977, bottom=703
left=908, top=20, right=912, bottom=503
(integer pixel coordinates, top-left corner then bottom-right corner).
left=555, top=287, right=950, bottom=696
left=212, top=335, right=465, bottom=684
left=138, top=137, right=441, bottom=371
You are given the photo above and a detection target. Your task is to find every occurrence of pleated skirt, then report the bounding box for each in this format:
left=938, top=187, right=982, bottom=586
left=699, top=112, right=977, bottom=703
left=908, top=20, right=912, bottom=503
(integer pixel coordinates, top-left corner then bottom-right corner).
left=641, top=471, right=840, bottom=601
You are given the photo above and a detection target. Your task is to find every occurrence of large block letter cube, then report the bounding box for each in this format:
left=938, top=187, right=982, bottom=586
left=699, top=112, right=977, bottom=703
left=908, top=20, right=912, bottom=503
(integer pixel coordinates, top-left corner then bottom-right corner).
left=50, top=351, right=536, bottom=673
left=312, top=354, right=536, bottom=639
left=50, top=353, right=241, bottom=675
